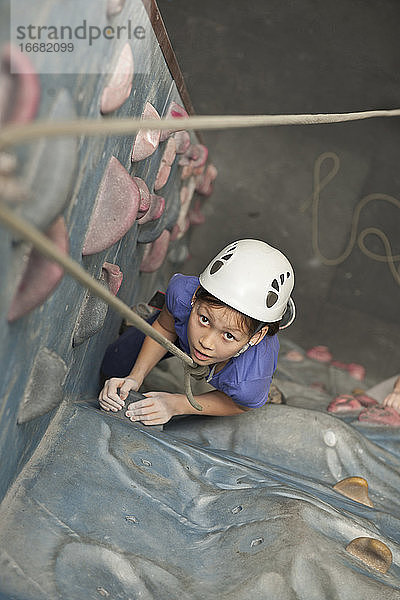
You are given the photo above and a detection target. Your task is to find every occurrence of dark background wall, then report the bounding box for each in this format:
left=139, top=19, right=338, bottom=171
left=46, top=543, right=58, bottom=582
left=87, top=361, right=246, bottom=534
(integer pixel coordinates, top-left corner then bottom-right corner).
left=157, top=0, right=400, bottom=381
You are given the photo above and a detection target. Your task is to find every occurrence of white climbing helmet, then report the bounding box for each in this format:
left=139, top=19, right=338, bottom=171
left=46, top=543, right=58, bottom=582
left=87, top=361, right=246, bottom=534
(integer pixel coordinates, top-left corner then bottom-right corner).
left=199, top=239, right=295, bottom=325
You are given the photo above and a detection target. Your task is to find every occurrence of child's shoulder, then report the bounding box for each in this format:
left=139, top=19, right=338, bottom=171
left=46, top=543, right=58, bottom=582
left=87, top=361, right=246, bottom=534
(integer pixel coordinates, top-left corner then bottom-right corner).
left=166, top=274, right=199, bottom=312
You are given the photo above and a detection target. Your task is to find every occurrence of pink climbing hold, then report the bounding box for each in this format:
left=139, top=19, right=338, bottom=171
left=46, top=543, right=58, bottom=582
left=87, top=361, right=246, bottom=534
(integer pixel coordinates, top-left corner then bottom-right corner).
left=136, top=194, right=165, bottom=225
left=195, top=164, right=218, bottom=197
left=100, top=43, right=134, bottom=114
left=0, top=44, right=40, bottom=125
left=102, top=262, right=123, bottom=296
left=327, top=394, right=362, bottom=413
left=8, top=217, right=69, bottom=322
left=83, top=156, right=140, bottom=255
left=306, top=345, right=333, bottom=363
left=347, top=363, right=366, bottom=381
left=160, top=101, right=189, bottom=142
left=358, top=405, right=400, bottom=426
left=132, top=177, right=151, bottom=218
left=140, top=229, right=171, bottom=272
left=173, top=131, right=191, bottom=155
left=353, top=393, right=377, bottom=408
left=107, top=0, right=126, bottom=17
left=188, top=199, right=206, bottom=226
left=154, top=137, right=177, bottom=191
left=179, top=144, right=208, bottom=169
left=284, top=350, right=304, bottom=362
left=131, top=102, right=161, bottom=162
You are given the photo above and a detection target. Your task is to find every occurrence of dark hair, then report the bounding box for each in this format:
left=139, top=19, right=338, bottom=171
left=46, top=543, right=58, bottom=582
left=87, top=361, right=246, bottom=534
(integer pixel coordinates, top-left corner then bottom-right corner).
left=194, top=286, right=280, bottom=337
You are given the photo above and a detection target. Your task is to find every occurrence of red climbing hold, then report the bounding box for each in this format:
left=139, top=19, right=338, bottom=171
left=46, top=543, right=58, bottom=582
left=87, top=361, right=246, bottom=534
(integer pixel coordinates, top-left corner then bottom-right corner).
left=132, top=177, right=151, bottom=218
left=327, top=394, right=362, bottom=413
left=83, top=156, right=140, bottom=255
left=140, top=230, right=171, bottom=272
left=160, top=101, right=188, bottom=142
left=137, top=194, right=165, bottom=225
left=131, top=102, right=161, bottom=162
left=0, top=44, right=40, bottom=125
left=358, top=405, right=400, bottom=426
left=195, top=164, right=218, bottom=197
left=8, top=217, right=69, bottom=322
left=154, top=138, right=177, bottom=191
left=306, top=345, right=333, bottom=363
left=100, top=43, right=134, bottom=114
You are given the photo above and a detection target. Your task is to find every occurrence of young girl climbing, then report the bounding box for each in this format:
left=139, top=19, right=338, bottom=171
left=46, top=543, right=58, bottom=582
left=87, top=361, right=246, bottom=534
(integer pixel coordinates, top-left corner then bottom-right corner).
left=98, top=239, right=295, bottom=425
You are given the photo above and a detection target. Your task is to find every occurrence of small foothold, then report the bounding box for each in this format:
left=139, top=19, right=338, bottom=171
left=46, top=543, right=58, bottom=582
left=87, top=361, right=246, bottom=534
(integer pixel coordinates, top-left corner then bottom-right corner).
left=132, top=177, right=151, bottom=217
left=141, top=459, right=152, bottom=467
left=160, top=101, right=188, bottom=142
left=102, top=262, right=123, bottom=296
left=250, top=538, right=264, bottom=547
left=139, top=229, right=171, bottom=272
left=231, top=505, right=243, bottom=514
left=97, top=587, right=110, bottom=598
left=345, top=537, right=392, bottom=573
left=106, top=0, right=126, bottom=17
left=131, top=102, right=161, bottom=162
left=306, top=345, right=332, bottom=363
left=137, top=194, right=165, bottom=225
left=358, top=405, right=400, bottom=427
left=283, top=350, right=304, bottom=362
left=0, top=44, right=40, bottom=125
left=347, top=363, right=366, bottom=381
left=323, top=430, right=337, bottom=447
left=195, top=163, right=218, bottom=197
left=8, top=217, right=69, bottom=322
left=125, top=515, right=139, bottom=523
left=100, top=43, right=134, bottom=114
left=83, top=156, right=140, bottom=255
left=327, top=394, right=362, bottom=413
left=333, top=477, right=374, bottom=507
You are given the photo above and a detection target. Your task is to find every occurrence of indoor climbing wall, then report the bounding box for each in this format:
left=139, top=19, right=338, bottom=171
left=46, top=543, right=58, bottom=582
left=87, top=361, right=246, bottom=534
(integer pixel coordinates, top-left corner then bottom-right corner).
left=0, top=0, right=216, bottom=501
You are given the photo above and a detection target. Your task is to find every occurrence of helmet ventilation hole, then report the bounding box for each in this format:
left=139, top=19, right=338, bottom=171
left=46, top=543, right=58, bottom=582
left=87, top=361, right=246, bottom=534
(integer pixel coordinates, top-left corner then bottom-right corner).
left=266, top=291, right=278, bottom=308
left=210, top=260, right=224, bottom=275
left=221, top=253, right=233, bottom=261
left=287, top=272, right=291, bottom=278
left=280, top=274, right=284, bottom=285
left=272, top=279, right=279, bottom=291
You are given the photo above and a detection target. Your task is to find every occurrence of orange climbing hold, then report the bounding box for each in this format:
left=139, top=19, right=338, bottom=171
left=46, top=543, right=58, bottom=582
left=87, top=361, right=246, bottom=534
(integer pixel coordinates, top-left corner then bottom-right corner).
left=333, top=476, right=374, bottom=507
left=346, top=537, right=392, bottom=573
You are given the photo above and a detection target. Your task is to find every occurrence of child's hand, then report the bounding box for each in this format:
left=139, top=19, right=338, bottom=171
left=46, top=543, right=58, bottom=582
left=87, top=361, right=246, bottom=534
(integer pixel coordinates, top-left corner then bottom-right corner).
left=125, top=391, right=179, bottom=425
left=98, top=377, right=140, bottom=412
left=383, top=391, right=400, bottom=412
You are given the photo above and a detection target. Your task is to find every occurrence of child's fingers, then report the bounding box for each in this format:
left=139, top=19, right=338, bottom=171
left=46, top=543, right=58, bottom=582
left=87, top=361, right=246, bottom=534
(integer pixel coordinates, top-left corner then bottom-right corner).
left=119, top=378, right=139, bottom=399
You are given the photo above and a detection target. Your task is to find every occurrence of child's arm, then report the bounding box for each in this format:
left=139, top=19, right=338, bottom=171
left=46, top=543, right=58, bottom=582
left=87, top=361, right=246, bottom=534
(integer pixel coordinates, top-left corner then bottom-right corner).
left=383, top=376, right=400, bottom=412
left=125, top=389, right=250, bottom=426
left=98, top=305, right=177, bottom=412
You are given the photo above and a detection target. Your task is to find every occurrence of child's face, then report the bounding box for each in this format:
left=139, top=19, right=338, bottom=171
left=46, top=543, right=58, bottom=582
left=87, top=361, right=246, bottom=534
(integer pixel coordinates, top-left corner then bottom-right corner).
left=187, top=300, right=251, bottom=366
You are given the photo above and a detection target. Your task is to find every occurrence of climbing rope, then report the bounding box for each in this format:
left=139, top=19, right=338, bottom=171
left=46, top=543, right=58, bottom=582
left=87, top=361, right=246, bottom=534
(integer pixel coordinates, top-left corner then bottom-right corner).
left=303, top=152, right=400, bottom=286
left=1, top=107, right=400, bottom=151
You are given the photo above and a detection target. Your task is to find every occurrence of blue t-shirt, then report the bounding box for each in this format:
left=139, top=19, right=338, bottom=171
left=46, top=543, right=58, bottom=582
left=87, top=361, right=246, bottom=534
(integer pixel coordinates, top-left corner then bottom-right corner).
left=165, top=274, right=279, bottom=409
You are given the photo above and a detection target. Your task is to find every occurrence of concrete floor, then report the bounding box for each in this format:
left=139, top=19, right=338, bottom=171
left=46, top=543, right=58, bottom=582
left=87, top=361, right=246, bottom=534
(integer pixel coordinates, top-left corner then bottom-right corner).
left=157, top=0, right=400, bottom=381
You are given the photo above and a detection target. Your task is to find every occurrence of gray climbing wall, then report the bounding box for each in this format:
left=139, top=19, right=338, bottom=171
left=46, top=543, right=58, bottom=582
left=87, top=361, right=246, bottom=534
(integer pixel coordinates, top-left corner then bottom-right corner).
left=0, top=0, right=213, bottom=501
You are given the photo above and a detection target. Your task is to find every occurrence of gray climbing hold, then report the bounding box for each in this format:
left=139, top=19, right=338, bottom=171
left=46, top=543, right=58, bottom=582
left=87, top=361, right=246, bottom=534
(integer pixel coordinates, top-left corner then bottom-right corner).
left=22, top=89, right=77, bottom=230
left=17, top=347, right=67, bottom=424
left=72, top=272, right=109, bottom=347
